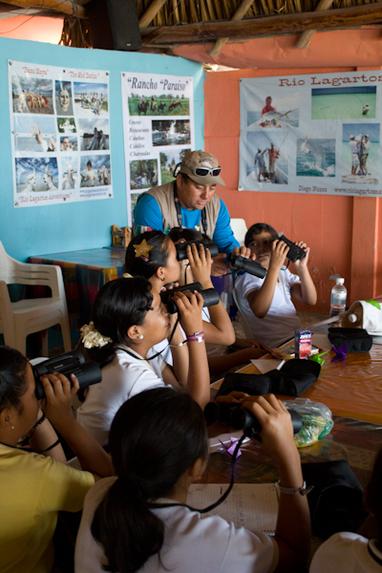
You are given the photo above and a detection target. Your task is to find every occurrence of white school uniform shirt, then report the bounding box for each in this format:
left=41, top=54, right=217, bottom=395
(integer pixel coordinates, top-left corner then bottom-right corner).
left=76, top=346, right=167, bottom=445
left=310, top=532, right=382, bottom=573
left=234, top=268, right=301, bottom=347
left=75, top=477, right=278, bottom=573
left=148, top=338, right=172, bottom=370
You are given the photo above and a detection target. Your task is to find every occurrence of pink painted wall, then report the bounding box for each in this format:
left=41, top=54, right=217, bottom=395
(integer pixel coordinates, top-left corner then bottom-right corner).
left=0, top=15, right=62, bottom=43
left=174, top=29, right=382, bottom=70
left=205, top=67, right=382, bottom=311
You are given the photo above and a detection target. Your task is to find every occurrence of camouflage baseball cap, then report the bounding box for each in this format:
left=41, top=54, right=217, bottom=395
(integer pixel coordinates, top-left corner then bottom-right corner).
left=178, top=150, right=225, bottom=186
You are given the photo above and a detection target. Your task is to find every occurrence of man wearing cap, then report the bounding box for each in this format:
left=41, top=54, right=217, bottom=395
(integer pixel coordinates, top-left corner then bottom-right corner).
left=133, top=150, right=240, bottom=254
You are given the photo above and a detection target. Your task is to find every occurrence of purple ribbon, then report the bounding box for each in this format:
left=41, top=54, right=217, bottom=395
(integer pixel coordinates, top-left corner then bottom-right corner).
left=219, top=438, right=242, bottom=458
left=331, top=343, right=348, bottom=362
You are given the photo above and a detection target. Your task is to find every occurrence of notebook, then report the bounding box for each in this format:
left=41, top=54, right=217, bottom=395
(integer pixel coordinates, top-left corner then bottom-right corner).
left=187, top=482, right=278, bottom=533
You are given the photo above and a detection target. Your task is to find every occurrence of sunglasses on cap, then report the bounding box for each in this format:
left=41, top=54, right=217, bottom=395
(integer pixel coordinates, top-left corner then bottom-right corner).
left=192, top=166, right=221, bottom=177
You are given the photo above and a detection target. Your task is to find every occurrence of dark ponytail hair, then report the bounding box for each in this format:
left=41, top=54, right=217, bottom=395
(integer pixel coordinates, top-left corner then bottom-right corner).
left=86, top=276, right=153, bottom=365
left=125, top=231, right=172, bottom=279
left=244, top=222, right=278, bottom=247
left=91, top=387, right=208, bottom=573
left=0, top=346, right=28, bottom=412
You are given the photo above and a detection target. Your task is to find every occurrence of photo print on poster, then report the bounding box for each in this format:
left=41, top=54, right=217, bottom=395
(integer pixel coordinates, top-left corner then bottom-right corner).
left=9, top=60, right=112, bottom=206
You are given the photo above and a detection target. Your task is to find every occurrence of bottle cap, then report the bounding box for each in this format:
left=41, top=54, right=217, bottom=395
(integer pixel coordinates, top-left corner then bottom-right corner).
left=336, top=277, right=345, bottom=285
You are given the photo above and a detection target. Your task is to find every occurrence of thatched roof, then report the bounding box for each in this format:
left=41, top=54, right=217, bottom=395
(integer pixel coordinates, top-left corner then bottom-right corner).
left=1, top=0, right=382, bottom=60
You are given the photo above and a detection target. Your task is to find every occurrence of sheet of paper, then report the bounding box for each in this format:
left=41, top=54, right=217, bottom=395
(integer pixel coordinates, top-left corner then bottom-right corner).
left=187, top=483, right=278, bottom=533
left=250, top=358, right=283, bottom=373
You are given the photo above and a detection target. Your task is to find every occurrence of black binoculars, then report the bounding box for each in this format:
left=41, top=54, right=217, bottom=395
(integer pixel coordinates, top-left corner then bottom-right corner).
left=160, top=281, right=220, bottom=314
left=204, top=401, right=302, bottom=439
left=175, top=239, right=219, bottom=261
left=228, top=254, right=267, bottom=278
left=33, top=351, right=102, bottom=400
left=278, top=234, right=306, bottom=262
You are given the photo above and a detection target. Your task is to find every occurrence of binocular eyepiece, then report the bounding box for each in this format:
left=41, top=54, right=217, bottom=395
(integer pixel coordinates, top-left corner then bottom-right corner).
left=33, top=351, right=102, bottom=400
left=278, top=234, right=306, bottom=262
left=204, top=401, right=302, bottom=439
left=175, top=239, right=219, bottom=261
left=160, top=281, right=220, bottom=314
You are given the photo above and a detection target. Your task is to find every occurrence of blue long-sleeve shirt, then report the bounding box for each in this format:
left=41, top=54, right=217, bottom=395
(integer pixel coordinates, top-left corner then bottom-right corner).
left=133, top=192, right=239, bottom=254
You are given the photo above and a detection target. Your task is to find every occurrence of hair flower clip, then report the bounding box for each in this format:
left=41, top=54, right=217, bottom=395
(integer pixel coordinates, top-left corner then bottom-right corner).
left=80, top=321, right=112, bottom=349
left=133, top=239, right=152, bottom=261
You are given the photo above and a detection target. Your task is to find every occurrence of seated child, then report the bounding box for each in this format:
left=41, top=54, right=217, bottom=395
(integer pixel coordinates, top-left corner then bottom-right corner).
left=168, top=227, right=265, bottom=375
left=76, top=276, right=210, bottom=445
left=234, top=223, right=317, bottom=348
left=0, top=345, right=112, bottom=573
left=126, top=229, right=236, bottom=348
left=75, top=388, right=311, bottom=573
left=310, top=446, right=382, bottom=573
left=125, top=230, right=186, bottom=371
left=126, top=230, right=247, bottom=377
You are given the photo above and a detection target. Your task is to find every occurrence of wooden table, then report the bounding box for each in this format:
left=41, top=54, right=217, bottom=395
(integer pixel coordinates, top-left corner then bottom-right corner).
left=205, top=415, right=381, bottom=489
left=239, top=345, right=382, bottom=425
left=207, top=341, right=382, bottom=489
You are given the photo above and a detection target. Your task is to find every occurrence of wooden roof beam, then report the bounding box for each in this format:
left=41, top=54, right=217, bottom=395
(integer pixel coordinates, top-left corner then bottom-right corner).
left=296, top=0, right=335, bottom=49
left=209, top=0, right=254, bottom=58
left=141, top=2, right=382, bottom=45
left=139, top=0, right=168, bottom=28
left=0, top=0, right=85, bottom=17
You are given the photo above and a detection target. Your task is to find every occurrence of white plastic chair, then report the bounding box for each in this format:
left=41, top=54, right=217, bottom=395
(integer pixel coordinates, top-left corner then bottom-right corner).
left=230, top=218, right=248, bottom=245
left=0, top=241, right=71, bottom=356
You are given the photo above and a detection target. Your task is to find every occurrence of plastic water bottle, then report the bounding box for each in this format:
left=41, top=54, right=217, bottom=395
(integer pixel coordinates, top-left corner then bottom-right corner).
left=330, top=277, right=347, bottom=316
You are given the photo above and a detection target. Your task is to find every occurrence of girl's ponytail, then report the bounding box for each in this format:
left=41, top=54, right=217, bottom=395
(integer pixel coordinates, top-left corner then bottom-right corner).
left=91, top=388, right=208, bottom=572
left=92, top=477, right=164, bottom=573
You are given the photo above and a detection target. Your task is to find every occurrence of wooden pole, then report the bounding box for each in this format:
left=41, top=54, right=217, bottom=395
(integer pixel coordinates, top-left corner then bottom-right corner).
left=139, top=0, right=168, bottom=28
left=296, top=0, right=335, bottom=49
left=0, top=0, right=85, bottom=17
left=209, top=0, right=255, bottom=58
left=141, top=2, right=382, bottom=45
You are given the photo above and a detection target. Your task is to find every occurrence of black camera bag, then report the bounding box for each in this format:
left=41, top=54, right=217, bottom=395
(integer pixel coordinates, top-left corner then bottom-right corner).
left=328, top=327, right=373, bottom=352
left=217, top=359, right=321, bottom=398
left=302, top=460, right=366, bottom=539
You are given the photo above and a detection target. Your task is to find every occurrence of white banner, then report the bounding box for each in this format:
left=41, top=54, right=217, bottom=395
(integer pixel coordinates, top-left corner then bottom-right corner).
left=121, top=72, right=194, bottom=223
left=240, top=71, right=382, bottom=196
left=9, top=60, right=112, bottom=207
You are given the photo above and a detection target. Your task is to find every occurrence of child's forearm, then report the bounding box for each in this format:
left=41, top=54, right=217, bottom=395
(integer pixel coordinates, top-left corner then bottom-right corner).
left=203, top=301, right=235, bottom=345
left=170, top=344, right=189, bottom=387
left=248, top=267, right=279, bottom=317
left=30, top=415, right=67, bottom=462
left=298, top=267, right=317, bottom=305
left=168, top=324, right=189, bottom=386
left=50, top=414, right=113, bottom=477
left=187, top=340, right=210, bottom=408
left=274, top=447, right=311, bottom=571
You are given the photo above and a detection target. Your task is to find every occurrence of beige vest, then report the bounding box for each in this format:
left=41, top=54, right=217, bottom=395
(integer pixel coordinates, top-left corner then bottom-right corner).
left=146, top=181, right=220, bottom=238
